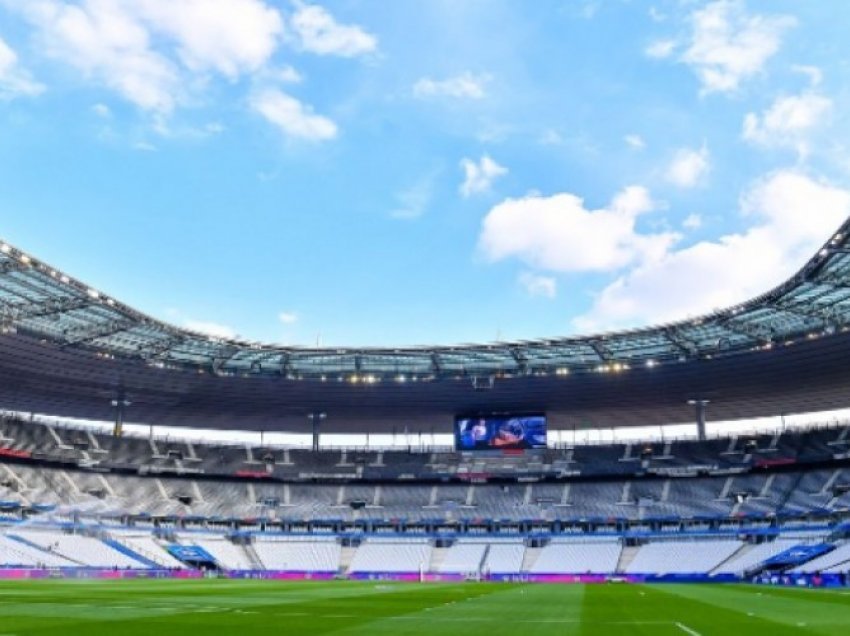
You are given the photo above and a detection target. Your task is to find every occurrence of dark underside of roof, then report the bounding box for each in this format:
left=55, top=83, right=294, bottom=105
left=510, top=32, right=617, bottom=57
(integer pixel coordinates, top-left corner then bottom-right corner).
left=1, top=328, right=849, bottom=434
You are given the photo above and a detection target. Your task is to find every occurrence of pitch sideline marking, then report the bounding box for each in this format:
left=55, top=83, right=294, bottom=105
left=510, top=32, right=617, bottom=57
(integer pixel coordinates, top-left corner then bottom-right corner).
left=675, top=622, right=702, bottom=636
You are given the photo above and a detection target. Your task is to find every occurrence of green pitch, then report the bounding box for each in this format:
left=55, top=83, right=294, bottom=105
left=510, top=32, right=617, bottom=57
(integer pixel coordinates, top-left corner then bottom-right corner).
left=0, top=579, right=848, bottom=635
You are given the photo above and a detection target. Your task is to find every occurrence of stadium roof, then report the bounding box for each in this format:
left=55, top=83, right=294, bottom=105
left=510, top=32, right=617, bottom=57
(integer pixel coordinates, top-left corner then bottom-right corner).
left=2, top=222, right=850, bottom=380
left=1, top=220, right=850, bottom=432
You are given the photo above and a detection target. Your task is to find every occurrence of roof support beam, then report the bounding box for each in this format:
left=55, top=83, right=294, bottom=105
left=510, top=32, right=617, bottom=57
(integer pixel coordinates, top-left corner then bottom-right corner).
left=0, top=296, right=92, bottom=323
left=0, top=261, right=24, bottom=276
left=137, top=334, right=186, bottom=360
left=716, top=317, right=773, bottom=344
left=210, top=345, right=241, bottom=374
left=279, top=352, right=292, bottom=376
left=430, top=352, right=441, bottom=375
left=589, top=340, right=612, bottom=362
left=508, top=346, right=528, bottom=374
left=662, top=328, right=697, bottom=357
left=63, top=318, right=137, bottom=346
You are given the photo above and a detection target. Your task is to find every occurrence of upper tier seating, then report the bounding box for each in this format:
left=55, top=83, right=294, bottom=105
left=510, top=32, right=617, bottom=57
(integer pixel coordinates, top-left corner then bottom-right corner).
left=3, top=414, right=849, bottom=483
left=1, top=459, right=848, bottom=521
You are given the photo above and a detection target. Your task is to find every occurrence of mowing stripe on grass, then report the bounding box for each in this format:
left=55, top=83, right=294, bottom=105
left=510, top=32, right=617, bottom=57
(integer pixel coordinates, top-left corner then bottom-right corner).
left=675, top=621, right=702, bottom=636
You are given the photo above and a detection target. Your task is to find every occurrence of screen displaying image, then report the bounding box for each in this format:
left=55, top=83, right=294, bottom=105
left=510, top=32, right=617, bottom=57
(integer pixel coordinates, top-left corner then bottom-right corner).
left=454, top=414, right=547, bottom=451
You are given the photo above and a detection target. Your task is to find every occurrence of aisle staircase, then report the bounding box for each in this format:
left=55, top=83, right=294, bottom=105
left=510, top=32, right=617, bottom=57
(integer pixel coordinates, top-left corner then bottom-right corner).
left=429, top=547, right=449, bottom=572
left=520, top=546, right=541, bottom=572
left=615, top=545, right=640, bottom=573
left=339, top=546, right=358, bottom=574
left=243, top=542, right=264, bottom=570
left=6, top=534, right=85, bottom=566
left=710, top=543, right=752, bottom=575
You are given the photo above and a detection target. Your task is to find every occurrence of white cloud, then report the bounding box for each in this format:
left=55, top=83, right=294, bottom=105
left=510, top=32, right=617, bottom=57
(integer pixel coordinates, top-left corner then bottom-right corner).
left=0, top=36, right=44, bottom=98
left=645, top=39, right=675, bottom=59
left=132, top=0, right=283, bottom=78
left=390, top=176, right=434, bottom=220
left=133, top=140, right=156, bottom=151
left=681, top=0, right=795, bottom=94
left=249, top=88, right=337, bottom=141
left=539, top=129, right=563, bottom=146
left=91, top=102, right=111, bottom=117
left=792, top=64, right=823, bottom=87
left=478, top=185, right=679, bottom=273
left=289, top=2, right=376, bottom=57
left=682, top=213, right=702, bottom=230
left=7, top=0, right=284, bottom=113
left=575, top=171, right=850, bottom=331
left=648, top=7, right=666, bottom=23
left=624, top=134, right=645, bottom=150
left=276, top=65, right=303, bottom=83
left=11, top=0, right=182, bottom=113
left=413, top=72, right=490, bottom=100
left=184, top=319, right=237, bottom=339
left=519, top=272, right=556, bottom=299
left=742, top=92, right=832, bottom=158
left=278, top=311, right=298, bottom=325
left=666, top=146, right=710, bottom=188
left=459, top=155, right=507, bottom=198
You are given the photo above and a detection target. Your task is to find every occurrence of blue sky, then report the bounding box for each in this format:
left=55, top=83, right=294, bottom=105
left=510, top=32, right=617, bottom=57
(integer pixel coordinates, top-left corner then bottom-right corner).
left=1, top=0, right=849, bottom=348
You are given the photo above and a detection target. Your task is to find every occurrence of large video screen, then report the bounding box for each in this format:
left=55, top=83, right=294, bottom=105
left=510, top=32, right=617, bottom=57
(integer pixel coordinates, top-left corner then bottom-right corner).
left=454, top=414, right=547, bottom=451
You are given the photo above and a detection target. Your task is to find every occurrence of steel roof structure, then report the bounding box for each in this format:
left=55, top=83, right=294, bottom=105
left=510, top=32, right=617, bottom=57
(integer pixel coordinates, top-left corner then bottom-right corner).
left=1, top=218, right=850, bottom=433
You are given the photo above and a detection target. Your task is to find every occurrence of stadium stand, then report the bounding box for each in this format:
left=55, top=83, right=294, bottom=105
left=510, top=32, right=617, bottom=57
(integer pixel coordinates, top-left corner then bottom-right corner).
left=715, top=539, right=805, bottom=575
left=436, top=541, right=487, bottom=574
left=14, top=530, right=146, bottom=568
left=0, top=533, right=76, bottom=567
left=791, top=542, right=850, bottom=574
left=348, top=539, right=432, bottom=574
left=482, top=542, right=525, bottom=574
left=188, top=537, right=253, bottom=571
left=529, top=538, right=622, bottom=574
left=4, top=415, right=850, bottom=485
left=624, top=539, right=743, bottom=575
left=252, top=536, right=341, bottom=572
left=108, top=532, right=187, bottom=569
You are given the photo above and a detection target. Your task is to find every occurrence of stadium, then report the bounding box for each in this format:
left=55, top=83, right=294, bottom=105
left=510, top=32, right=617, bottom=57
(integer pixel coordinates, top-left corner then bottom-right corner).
left=1, top=219, right=850, bottom=633
left=2, top=1, right=850, bottom=634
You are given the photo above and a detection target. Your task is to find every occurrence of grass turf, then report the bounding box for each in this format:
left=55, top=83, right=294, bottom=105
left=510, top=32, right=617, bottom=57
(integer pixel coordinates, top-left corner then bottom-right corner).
left=0, top=579, right=848, bottom=635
